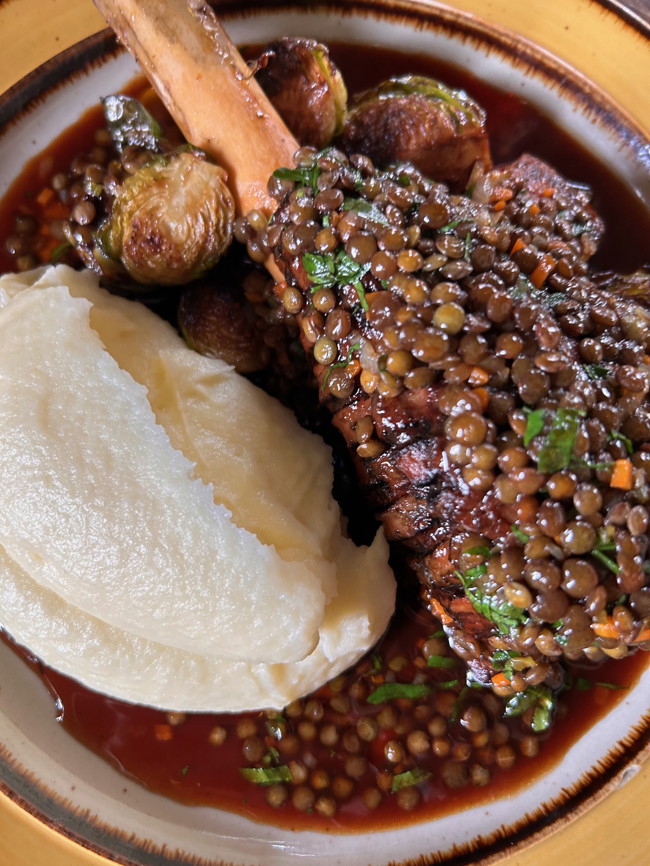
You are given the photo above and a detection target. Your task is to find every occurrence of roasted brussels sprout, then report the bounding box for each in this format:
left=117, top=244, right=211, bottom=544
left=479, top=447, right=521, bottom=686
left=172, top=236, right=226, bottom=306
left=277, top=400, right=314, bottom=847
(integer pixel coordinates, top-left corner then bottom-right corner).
left=178, top=278, right=270, bottom=373
left=255, top=37, right=348, bottom=149
left=96, top=149, right=235, bottom=286
left=340, top=75, right=491, bottom=187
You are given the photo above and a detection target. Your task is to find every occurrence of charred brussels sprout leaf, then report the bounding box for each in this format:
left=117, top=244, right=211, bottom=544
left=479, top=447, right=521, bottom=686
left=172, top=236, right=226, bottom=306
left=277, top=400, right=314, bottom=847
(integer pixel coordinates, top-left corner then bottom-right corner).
left=97, top=149, right=235, bottom=286
left=256, top=37, right=348, bottom=149
left=101, top=95, right=162, bottom=152
left=340, top=74, right=491, bottom=187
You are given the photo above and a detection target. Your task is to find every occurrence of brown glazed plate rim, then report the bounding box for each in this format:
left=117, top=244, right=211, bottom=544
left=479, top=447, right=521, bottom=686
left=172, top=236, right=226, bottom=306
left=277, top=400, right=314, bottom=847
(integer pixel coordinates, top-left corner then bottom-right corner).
left=0, top=3, right=649, bottom=865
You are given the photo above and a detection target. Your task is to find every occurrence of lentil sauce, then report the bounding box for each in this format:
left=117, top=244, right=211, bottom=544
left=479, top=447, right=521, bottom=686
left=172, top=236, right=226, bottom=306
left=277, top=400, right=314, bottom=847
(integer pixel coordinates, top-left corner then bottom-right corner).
left=0, top=42, right=649, bottom=833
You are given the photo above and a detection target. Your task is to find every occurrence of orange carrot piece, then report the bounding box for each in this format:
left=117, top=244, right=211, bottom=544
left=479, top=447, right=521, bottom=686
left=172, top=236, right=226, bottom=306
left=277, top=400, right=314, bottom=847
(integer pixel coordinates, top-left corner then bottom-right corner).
left=472, top=386, right=490, bottom=412
left=542, top=186, right=557, bottom=197
left=510, top=237, right=526, bottom=255
left=633, top=627, right=650, bottom=643
left=610, top=458, right=634, bottom=490
left=468, top=366, right=490, bottom=386
left=492, top=199, right=506, bottom=212
left=154, top=723, right=174, bottom=741
left=491, top=672, right=510, bottom=688
left=592, top=618, right=619, bottom=639
left=530, top=253, right=557, bottom=289
left=527, top=203, right=541, bottom=216
left=430, top=597, right=453, bottom=627
left=35, top=187, right=55, bottom=207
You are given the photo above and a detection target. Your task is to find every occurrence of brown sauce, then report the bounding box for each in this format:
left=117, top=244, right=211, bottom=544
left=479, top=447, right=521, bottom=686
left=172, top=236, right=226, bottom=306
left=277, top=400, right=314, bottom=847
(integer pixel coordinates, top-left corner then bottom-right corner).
left=0, top=42, right=648, bottom=834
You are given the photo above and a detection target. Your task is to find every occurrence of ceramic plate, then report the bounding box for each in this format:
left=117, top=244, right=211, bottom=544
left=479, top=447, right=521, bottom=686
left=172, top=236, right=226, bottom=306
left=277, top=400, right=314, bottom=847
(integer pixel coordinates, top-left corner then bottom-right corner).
left=0, top=2, right=649, bottom=865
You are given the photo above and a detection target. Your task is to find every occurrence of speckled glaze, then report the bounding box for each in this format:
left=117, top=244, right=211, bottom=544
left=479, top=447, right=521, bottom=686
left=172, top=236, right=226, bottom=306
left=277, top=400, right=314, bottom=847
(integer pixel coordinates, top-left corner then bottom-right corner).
left=0, top=2, right=649, bottom=865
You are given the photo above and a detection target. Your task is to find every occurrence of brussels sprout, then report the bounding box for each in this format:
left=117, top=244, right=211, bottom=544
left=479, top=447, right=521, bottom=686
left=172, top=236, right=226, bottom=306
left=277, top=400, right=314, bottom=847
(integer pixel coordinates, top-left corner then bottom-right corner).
left=255, top=37, right=348, bottom=149
left=340, top=75, right=491, bottom=187
left=101, top=95, right=163, bottom=152
left=97, top=149, right=235, bottom=286
left=178, top=278, right=270, bottom=373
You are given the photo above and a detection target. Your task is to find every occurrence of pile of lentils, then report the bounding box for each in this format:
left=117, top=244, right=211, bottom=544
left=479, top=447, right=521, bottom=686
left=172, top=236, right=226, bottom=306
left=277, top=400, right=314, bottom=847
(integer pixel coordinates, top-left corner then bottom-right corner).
left=238, top=145, right=650, bottom=702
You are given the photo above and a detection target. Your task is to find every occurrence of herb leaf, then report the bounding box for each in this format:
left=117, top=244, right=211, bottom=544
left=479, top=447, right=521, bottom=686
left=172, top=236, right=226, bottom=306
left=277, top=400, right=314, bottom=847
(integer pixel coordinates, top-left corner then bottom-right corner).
left=523, top=408, right=545, bottom=447
left=456, top=569, right=527, bottom=635
left=101, top=95, right=162, bottom=152
left=536, top=407, right=585, bottom=473
left=239, top=766, right=292, bottom=785
left=426, top=655, right=456, bottom=670
left=273, top=163, right=320, bottom=193
left=342, top=197, right=389, bottom=225
left=391, top=767, right=432, bottom=792
left=504, top=685, right=555, bottom=732
left=367, top=683, right=433, bottom=704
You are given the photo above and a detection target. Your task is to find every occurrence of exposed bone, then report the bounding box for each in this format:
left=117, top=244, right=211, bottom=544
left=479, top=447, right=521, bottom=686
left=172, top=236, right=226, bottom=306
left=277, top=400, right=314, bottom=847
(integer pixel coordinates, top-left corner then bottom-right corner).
left=92, top=0, right=298, bottom=223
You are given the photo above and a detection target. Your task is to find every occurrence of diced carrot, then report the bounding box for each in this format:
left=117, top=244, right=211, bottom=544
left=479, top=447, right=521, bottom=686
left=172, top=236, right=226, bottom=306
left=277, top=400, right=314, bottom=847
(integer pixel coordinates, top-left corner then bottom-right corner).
left=591, top=618, right=619, bottom=639
left=527, top=203, right=541, bottom=216
left=346, top=359, right=361, bottom=377
left=633, top=627, right=650, bottom=643
left=491, top=672, right=511, bottom=688
left=542, top=187, right=557, bottom=197
left=529, top=253, right=557, bottom=289
left=610, top=458, right=634, bottom=490
left=492, top=199, right=506, bottom=212
left=430, top=597, right=453, bottom=627
left=468, top=366, right=490, bottom=386
left=35, top=187, right=55, bottom=207
left=154, top=723, right=174, bottom=741
left=472, top=386, right=490, bottom=412
left=490, top=187, right=514, bottom=203
left=510, top=237, right=526, bottom=255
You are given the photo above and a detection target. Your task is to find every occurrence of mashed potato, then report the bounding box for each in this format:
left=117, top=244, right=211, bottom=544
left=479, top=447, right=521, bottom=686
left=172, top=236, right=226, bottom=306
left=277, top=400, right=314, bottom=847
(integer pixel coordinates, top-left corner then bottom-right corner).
left=0, top=266, right=395, bottom=711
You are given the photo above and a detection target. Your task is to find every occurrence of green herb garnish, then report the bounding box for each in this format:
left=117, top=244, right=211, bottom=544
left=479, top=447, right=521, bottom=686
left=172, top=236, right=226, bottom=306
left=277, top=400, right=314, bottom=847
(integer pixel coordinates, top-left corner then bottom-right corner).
left=239, top=766, right=292, bottom=785
left=511, top=524, right=530, bottom=544
left=390, top=767, right=432, bottom=792
left=303, top=249, right=370, bottom=310
left=584, top=363, right=608, bottom=380
left=456, top=568, right=527, bottom=635
left=536, top=407, right=586, bottom=473
left=367, top=683, right=433, bottom=705
left=101, top=95, right=162, bottom=152
left=504, top=685, right=555, bottom=732
left=273, top=163, right=320, bottom=193
left=523, top=407, right=546, bottom=447
left=426, top=655, right=456, bottom=670
left=49, top=241, right=72, bottom=263
left=342, top=197, right=389, bottom=225
left=591, top=531, right=620, bottom=574
left=609, top=430, right=634, bottom=455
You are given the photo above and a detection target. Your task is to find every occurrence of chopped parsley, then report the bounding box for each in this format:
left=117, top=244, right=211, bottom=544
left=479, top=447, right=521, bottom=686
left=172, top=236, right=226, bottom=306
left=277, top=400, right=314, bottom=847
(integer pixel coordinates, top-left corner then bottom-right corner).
left=511, top=524, right=531, bottom=544
left=504, top=685, right=555, bottom=732
left=609, top=430, right=634, bottom=455
left=522, top=407, right=545, bottom=447
left=342, top=196, right=389, bottom=225
left=367, top=683, right=433, bottom=704
left=456, top=566, right=528, bottom=635
left=239, top=766, right=292, bottom=785
left=426, top=654, right=456, bottom=670
left=322, top=341, right=361, bottom=388
left=584, top=362, right=608, bottom=380
left=390, top=767, right=432, bottom=792
left=273, top=163, right=320, bottom=193
left=531, top=407, right=586, bottom=473
left=591, top=530, right=620, bottom=574
left=302, top=249, right=370, bottom=310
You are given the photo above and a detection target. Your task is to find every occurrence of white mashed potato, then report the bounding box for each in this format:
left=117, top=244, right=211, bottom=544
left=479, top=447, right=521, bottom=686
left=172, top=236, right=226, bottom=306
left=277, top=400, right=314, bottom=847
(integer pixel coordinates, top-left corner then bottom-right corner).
left=0, top=265, right=395, bottom=711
